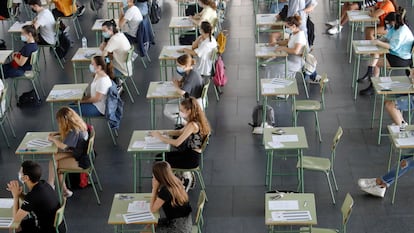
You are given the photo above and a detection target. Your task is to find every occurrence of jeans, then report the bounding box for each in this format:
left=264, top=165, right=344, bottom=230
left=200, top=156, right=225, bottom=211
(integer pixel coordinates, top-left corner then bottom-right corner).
left=382, top=156, right=414, bottom=187
left=70, top=103, right=103, bottom=117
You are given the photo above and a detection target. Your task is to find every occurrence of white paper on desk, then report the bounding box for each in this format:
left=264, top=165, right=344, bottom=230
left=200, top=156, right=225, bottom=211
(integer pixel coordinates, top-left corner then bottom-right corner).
left=358, top=40, right=372, bottom=45
left=353, top=14, right=371, bottom=20
left=132, top=140, right=145, bottom=148
left=258, top=46, right=276, bottom=55
left=123, top=211, right=155, bottom=224
left=395, top=137, right=414, bottom=146
left=0, top=198, right=13, bottom=208
left=263, top=83, right=284, bottom=89
left=49, top=89, right=83, bottom=99
left=269, top=200, right=299, bottom=210
left=271, top=78, right=293, bottom=86
left=268, top=141, right=284, bottom=148
left=127, top=201, right=150, bottom=213
left=144, top=136, right=169, bottom=150
left=26, top=139, right=52, bottom=148
left=389, top=125, right=400, bottom=134
left=357, top=46, right=379, bottom=52
left=271, top=211, right=312, bottom=222
left=380, top=77, right=392, bottom=83
left=272, top=134, right=298, bottom=142
left=0, top=217, right=13, bottom=227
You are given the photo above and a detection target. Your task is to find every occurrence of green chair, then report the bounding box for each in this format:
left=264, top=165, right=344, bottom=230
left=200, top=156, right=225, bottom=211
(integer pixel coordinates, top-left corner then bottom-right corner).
left=294, top=74, right=328, bottom=142
left=387, top=44, right=413, bottom=76
left=6, top=0, right=18, bottom=24
left=297, top=126, right=343, bottom=204
left=192, top=190, right=207, bottom=233
left=38, top=19, right=65, bottom=69
left=59, top=0, right=83, bottom=39
left=116, top=46, right=140, bottom=103
left=199, top=133, right=210, bottom=169
left=59, top=127, right=103, bottom=205
left=0, top=83, right=16, bottom=147
left=300, top=193, right=354, bottom=233
left=200, top=79, right=210, bottom=110
left=54, top=197, right=67, bottom=233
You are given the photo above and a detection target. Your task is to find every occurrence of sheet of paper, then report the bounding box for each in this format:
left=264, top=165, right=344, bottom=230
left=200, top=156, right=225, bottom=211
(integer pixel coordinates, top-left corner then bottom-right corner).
left=123, top=211, right=155, bottom=224
left=357, top=40, right=372, bottom=45
left=127, top=201, right=149, bottom=213
left=380, top=77, right=392, bottom=83
left=144, top=136, right=169, bottom=150
left=0, top=198, right=13, bottom=208
left=357, top=46, right=379, bottom=52
left=258, top=14, right=276, bottom=24
left=263, top=88, right=275, bottom=94
left=271, top=211, right=312, bottom=222
left=388, top=125, right=400, bottom=134
left=258, top=46, right=276, bottom=56
left=132, top=140, right=145, bottom=148
left=0, top=217, right=13, bottom=227
left=271, top=78, right=294, bottom=86
left=268, top=141, right=284, bottom=148
left=272, top=134, right=299, bottom=142
left=352, top=14, right=371, bottom=20
left=269, top=200, right=299, bottom=210
left=49, top=89, right=83, bottom=99
left=26, top=139, right=52, bottom=148
left=395, top=137, right=414, bottom=146
left=263, top=83, right=284, bottom=89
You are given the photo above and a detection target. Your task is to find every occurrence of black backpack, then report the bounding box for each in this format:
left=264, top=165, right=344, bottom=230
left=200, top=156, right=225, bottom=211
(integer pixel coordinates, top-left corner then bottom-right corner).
left=307, top=16, right=315, bottom=47
left=55, top=30, right=71, bottom=59
left=249, top=105, right=276, bottom=127
left=17, top=89, right=41, bottom=107
left=149, top=0, right=161, bottom=24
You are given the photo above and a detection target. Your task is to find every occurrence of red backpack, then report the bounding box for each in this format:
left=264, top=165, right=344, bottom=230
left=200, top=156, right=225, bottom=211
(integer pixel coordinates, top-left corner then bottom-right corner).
left=213, top=55, right=228, bottom=87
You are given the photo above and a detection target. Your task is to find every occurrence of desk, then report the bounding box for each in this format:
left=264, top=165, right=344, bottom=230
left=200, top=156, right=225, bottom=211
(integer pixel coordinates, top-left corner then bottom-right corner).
left=71, top=47, right=102, bottom=83
left=255, top=43, right=288, bottom=102
left=158, top=45, right=191, bottom=81
left=256, top=14, right=285, bottom=43
left=351, top=40, right=388, bottom=100
left=127, top=131, right=170, bottom=192
left=8, top=21, right=31, bottom=50
left=91, top=19, right=120, bottom=46
left=108, top=193, right=159, bottom=233
left=371, top=76, right=414, bottom=144
left=347, top=10, right=378, bottom=63
left=46, top=83, right=89, bottom=129
left=0, top=198, right=19, bottom=232
left=146, top=81, right=181, bottom=129
left=263, top=127, right=308, bottom=192
left=107, top=0, right=123, bottom=19
left=265, top=193, right=317, bottom=233
left=0, top=50, right=13, bottom=79
left=168, top=17, right=197, bottom=45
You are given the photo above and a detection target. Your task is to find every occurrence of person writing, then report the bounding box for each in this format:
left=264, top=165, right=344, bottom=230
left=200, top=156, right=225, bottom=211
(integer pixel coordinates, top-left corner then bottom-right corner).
left=364, top=0, right=396, bottom=40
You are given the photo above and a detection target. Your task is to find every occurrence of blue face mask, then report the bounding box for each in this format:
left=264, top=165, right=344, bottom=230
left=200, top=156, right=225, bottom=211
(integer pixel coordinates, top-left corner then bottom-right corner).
left=102, top=32, right=111, bottom=39
left=385, top=24, right=392, bottom=30
left=176, top=66, right=186, bottom=76
left=285, top=27, right=292, bottom=34
left=21, top=35, right=27, bottom=42
left=89, top=64, right=96, bottom=73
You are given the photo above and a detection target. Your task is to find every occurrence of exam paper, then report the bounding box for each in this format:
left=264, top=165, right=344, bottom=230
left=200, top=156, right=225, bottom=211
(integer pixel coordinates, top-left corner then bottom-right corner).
left=271, top=211, right=312, bottom=222
left=132, top=141, right=145, bottom=148
left=395, top=137, right=414, bottom=146
left=272, top=134, right=299, bottom=142
left=26, top=139, right=52, bottom=148
left=268, top=141, right=284, bottom=148
left=0, top=217, right=13, bottom=227
left=388, top=125, right=400, bottom=134
left=123, top=211, right=155, bottom=224
left=269, top=200, right=299, bottom=210
left=0, top=198, right=13, bottom=208
left=49, top=89, right=83, bottom=99
left=379, top=77, right=392, bottom=83
left=127, top=201, right=150, bottom=213
left=357, top=46, right=379, bottom=52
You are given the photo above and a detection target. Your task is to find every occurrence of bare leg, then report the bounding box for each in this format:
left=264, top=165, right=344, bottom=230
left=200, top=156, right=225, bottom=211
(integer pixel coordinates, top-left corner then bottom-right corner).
left=385, top=100, right=405, bottom=125
left=48, top=152, right=73, bottom=188
left=269, top=31, right=282, bottom=46
left=57, top=156, right=83, bottom=193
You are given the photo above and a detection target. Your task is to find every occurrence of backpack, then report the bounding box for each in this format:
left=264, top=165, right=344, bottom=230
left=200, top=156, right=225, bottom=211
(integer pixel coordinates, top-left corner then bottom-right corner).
left=17, top=89, right=41, bottom=107
left=213, top=55, right=228, bottom=87
left=216, top=31, right=227, bottom=55
left=249, top=104, right=276, bottom=128
left=179, top=30, right=197, bottom=45
left=55, top=30, right=71, bottom=59
left=302, top=52, right=317, bottom=76
left=0, top=39, right=6, bottom=50
left=185, top=4, right=203, bottom=16
left=306, top=16, right=315, bottom=47
left=149, top=0, right=161, bottom=24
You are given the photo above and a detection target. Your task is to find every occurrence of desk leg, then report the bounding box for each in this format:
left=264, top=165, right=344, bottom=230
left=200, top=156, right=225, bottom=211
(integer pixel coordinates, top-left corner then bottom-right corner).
left=265, top=151, right=270, bottom=186
left=348, top=23, right=354, bottom=64
left=151, top=224, right=156, bottom=233
left=382, top=54, right=386, bottom=76
left=50, top=103, right=55, bottom=130
left=391, top=148, right=402, bottom=204
left=371, top=93, right=377, bottom=128
left=138, top=156, right=142, bottom=190
left=133, top=153, right=137, bottom=193
left=262, top=96, right=268, bottom=145
left=377, top=94, right=385, bottom=145
left=408, top=93, right=411, bottom=125
left=292, top=95, right=297, bottom=126
left=256, top=58, right=260, bottom=102
left=95, top=32, right=99, bottom=47
left=150, top=99, right=155, bottom=129
left=77, top=101, right=82, bottom=118
left=113, top=225, right=118, bottom=233
left=73, top=63, right=78, bottom=84
left=387, top=144, right=393, bottom=172
left=268, top=150, right=274, bottom=191
left=257, top=27, right=259, bottom=43
left=353, top=54, right=361, bottom=100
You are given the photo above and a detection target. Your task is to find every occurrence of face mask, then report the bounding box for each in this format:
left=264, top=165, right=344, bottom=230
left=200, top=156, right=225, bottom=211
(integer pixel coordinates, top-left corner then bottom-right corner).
left=31, top=9, right=36, bottom=13
left=176, top=66, right=186, bottom=76
left=102, top=32, right=111, bottom=39
left=385, top=24, right=392, bottom=30
left=89, top=64, right=96, bottom=73
left=285, top=27, right=292, bottom=34
left=21, top=35, right=27, bottom=42
left=179, top=111, right=188, bottom=119
left=18, top=173, right=24, bottom=184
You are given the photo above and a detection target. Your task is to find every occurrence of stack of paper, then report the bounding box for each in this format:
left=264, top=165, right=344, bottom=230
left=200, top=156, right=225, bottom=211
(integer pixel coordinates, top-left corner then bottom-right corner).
left=144, top=136, right=169, bottom=150
left=26, top=139, right=52, bottom=148
left=272, top=134, right=299, bottom=142
left=377, top=81, right=412, bottom=90
left=123, top=211, right=155, bottom=224
left=49, top=89, right=83, bottom=99
left=352, top=14, right=371, bottom=20
left=259, top=14, right=276, bottom=24
left=269, top=200, right=299, bottom=210
left=152, top=82, right=177, bottom=96
left=396, top=137, right=414, bottom=146
left=0, top=218, right=13, bottom=227
left=257, top=46, right=276, bottom=56
left=357, top=46, right=378, bottom=52
left=163, top=47, right=182, bottom=58
left=0, top=198, right=13, bottom=208
left=271, top=78, right=294, bottom=86
left=127, top=201, right=150, bottom=213
left=271, top=211, right=312, bottom=222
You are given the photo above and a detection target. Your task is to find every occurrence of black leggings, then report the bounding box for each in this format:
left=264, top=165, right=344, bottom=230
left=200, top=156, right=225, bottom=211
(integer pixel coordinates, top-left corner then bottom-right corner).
left=157, top=150, right=200, bottom=169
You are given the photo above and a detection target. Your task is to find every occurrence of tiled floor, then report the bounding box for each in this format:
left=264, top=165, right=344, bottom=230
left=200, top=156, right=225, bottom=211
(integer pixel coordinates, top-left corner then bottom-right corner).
left=1, top=0, right=414, bottom=232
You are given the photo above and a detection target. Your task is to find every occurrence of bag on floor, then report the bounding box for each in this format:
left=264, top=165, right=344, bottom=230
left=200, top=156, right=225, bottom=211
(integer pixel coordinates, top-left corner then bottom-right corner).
left=17, top=89, right=41, bottom=107
left=213, top=55, right=228, bottom=87
left=55, top=30, right=71, bottom=59
left=249, top=104, right=276, bottom=128
left=149, top=0, right=161, bottom=24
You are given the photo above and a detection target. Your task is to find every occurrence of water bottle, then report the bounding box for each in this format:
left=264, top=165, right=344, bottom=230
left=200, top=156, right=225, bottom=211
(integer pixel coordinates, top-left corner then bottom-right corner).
left=82, top=36, right=87, bottom=49
left=399, top=121, right=408, bottom=138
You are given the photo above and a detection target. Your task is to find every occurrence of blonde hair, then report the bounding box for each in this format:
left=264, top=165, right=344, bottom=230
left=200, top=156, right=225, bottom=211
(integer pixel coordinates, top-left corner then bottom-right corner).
left=56, top=107, right=88, bottom=140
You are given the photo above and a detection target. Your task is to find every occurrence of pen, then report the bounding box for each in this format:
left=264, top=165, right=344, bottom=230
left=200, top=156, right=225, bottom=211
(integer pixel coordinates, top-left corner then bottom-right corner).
left=18, top=148, right=37, bottom=152
left=303, top=201, right=308, bottom=207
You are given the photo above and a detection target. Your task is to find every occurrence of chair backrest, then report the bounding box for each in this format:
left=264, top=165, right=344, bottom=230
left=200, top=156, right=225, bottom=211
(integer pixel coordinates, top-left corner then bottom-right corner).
left=125, top=45, right=135, bottom=76
left=30, top=50, right=40, bottom=72
left=330, top=126, right=343, bottom=167
left=54, top=197, right=67, bottom=230
left=340, top=193, right=354, bottom=233
left=200, top=133, right=210, bottom=153
left=87, top=126, right=96, bottom=160
left=319, top=74, right=329, bottom=110
left=54, top=19, right=61, bottom=47
left=200, top=79, right=210, bottom=110
left=0, top=83, right=8, bottom=117
left=194, top=190, right=207, bottom=227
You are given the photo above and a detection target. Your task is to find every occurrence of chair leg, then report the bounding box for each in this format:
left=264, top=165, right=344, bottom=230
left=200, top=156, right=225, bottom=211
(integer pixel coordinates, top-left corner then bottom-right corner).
left=36, top=75, right=46, bottom=96
left=129, top=76, right=140, bottom=96
left=195, top=170, right=208, bottom=202
left=5, top=115, right=16, bottom=137
left=51, top=48, right=65, bottom=69
left=295, top=111, right=299, bottom=127
left=300, top=72, right=309, bottom=99
left=92, top=166, right=103, bottom=191
left=13, top=79, right=19, bottom=104
left=122, top=80, right=135, bottom=103
left=314, top=111, right=322, bottom=142
left=140, top=57, right=147, bottom=69
left=88, top=173, right=101, bottom=205
left=106, top=121, right=117, bottom=145
left=325, top=172, right=336, bottom=204
left=31, top=80, right=41, bottom=100
left=200, top=152, right=204, bottom=170
left=0, top=124, right=11, bottom=147
left=331, top=169, right=339, bottom=191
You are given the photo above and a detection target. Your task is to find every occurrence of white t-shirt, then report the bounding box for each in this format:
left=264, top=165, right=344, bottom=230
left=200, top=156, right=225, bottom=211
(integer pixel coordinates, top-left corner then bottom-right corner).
left=194, top=36, right=217, bottom=76
left=90, top=75, right=113, bottom=115
left=200, top=6, right=217, bottom=26
left=123, top=5, right=143, bottom=37
left=0, top=79, right=5, bottom=117
left=287, top=30, right=307, bottom=50
left=104, top=33, right=132, bottom=76
left=36, top=8, right=56, bottom=45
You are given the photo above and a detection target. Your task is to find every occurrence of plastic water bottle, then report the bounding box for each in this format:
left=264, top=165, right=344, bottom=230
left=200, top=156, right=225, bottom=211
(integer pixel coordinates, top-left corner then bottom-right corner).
left=82, top=36, right=87, bottom=49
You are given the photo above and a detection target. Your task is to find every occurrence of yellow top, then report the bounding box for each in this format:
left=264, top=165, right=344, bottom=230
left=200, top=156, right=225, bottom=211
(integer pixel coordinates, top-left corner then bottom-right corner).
left=53, top=0, right=77, bottom=17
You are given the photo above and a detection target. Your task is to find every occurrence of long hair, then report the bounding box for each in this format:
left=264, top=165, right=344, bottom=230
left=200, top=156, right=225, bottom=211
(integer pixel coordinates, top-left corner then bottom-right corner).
left=22, top=25, right=38, bottom=42
left=200, top=21, right=213, bottom=42
left=56, top=107, right=87, bottom=140
left=384, top=11, right=405, bottom=30
left=93, top=55, right=114, bottom=80
left=200, top=0, right=217, bottom=10
left=181, top=96, right=211, bottom=138
left=152, top=161, right=188, bottom=207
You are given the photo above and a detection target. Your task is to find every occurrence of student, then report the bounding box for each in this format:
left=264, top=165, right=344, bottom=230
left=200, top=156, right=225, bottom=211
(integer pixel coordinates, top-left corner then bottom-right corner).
left=119, top=0, right=143, bottom=43
left=2, top=25, right=38, bottom=79
left=358, top=12, right=413, bottom=95
left=136, top=0, right=149, bottom=17
left=51, top=0, right=85, bottom=19
left=326, top=2, right=361, bottom=35
left=189, top=0, right=218, bottom=27
left=364, top=0, right=396, bottom=40
left=163, top=54, right=204, bottom=124
left=181, top=21, right=217, bottom=77
left=150, top=161, right=192, bottom=233
left=6, top=161, right=60, bottom=233
left=28, top=0, right=56, bottom=45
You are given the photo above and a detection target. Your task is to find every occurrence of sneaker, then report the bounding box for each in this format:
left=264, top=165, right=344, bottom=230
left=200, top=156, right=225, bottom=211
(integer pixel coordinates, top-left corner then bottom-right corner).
left=328, top=25, right=343, bottom=35
left=361, top=185, right=386, bottom=198
left=77, top=5, right=86, bottom=16
left=358, top=178, right=377, bottom=189
left=325, top=19, right=339, bottom=27
left=64, top=189, right=73, bottom=198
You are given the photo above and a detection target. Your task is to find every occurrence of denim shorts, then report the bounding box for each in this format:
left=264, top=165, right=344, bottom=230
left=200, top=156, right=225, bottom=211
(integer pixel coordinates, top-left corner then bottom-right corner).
left=395, top=95, right=414, bottom=111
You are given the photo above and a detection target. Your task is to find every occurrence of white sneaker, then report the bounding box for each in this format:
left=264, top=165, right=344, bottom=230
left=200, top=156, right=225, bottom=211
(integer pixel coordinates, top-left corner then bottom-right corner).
left=361, top=185, right=386, bottom=198
left=328, top=26, right=343, bottom=35
left=358, top=178, right=377, bottom=189
left=325, top=19, right=339, bottom=27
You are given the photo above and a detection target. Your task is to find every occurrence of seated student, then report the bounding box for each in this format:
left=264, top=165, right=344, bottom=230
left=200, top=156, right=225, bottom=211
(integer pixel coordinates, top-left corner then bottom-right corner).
left=358, top=12, right=413, bottom=95
left=150, top=161, right=192, bottom=232
left=2, top=25, right=38, bottom=79
left=47, top=107, right=90, bottom=197
left=163, top=54, right=204, bottom=124
left=181, top=21, right=218, bottom=78
left=189, top=0, right=217, bottom=27
left=28, top=0, right=56, bottom=45
left=119, top=0, right=143, bottom=43
left=6, top=161, right=60, bottom=233
left=51, top=0, right=85, bottom=19
left=325, top=1, right=361, bottom=35
left=364, top=0, right=396, bottom=40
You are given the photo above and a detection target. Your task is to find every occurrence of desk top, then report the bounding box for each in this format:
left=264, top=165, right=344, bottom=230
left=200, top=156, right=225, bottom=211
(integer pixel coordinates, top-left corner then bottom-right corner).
left=347, top=10, right=379, bottom=22
left=352, top=40, right=389, bottom=55
left=71, top=47, right=102, bottom=62
left=0, top=198, right=19, bottom=229
left=387, top=125, right=414, bottom=149
left=255, top=43, right=288, bottom=58
left=158, top=45, right=191, bottom=60
left=372, top=76, right=414, bottom=95
left=256, top=14, right=284, bottom=26
left=8, top=21, right=32, bottom=33
left=15, top=132, right=57, bottom=155
left=146, top=81, right=182, bottom=99
left=107, top=0, right=123, bottom=3
left=265, top=193, right=317, bottom=226
left=46, top=83, right=89, bottom=102
left=92, top=19, right=120, bottom=31
left=263, top=127, right=308, bottom=150
left=169, top=17, right=196, bottom=28
left=127, top=130, right=171, bottom=153
left=0, top=50, right=13, bottom=64
left=261, top=78, right=299, bottom=97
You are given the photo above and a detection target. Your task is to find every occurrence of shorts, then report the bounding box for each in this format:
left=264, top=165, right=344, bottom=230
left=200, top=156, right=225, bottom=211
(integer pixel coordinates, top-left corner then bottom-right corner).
left=386, top=53, right=412, bottom=67
left=395, top=95, right=414, bottom=112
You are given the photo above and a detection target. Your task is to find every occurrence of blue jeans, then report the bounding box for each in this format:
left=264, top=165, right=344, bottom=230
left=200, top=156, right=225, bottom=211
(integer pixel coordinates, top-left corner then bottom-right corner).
left=70, top=103, right=103, bottom=117
left=382, top=156, right=414, bottom=187
left=2, top=63, right=25, bottom=79
left=136, top=2, right=148, bottom=16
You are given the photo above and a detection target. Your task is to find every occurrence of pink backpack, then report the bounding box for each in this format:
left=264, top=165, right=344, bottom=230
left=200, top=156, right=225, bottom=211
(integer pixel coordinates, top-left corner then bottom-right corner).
left=213, top=55, right=228, bottom=87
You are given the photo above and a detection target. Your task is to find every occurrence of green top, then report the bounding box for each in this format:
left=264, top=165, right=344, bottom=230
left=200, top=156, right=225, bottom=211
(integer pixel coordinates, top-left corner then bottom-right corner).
left=261, top=79, right=299, bottom=97
left=347, top=10, right=379, bottom=22
left=387, top=125, right=414, bottom=149
left=0, top=198, right=19, bottom=229
left=263, top=127, right=308, bottom=150
left=256, top=14, right=284, bottom=26
left=255, top=43, right=288, bottom=58
left=146, top=81, right=182, bottom=99
left=265, top=193, right=317, bottom=226
left=46, top=83, right=89, bottom=102
left=15, top=132, right=58, bottom=155
left=371, top=76, right=414, bottom=95
left=352, top=40, right=389, bottom=55
left=169, top=17, right=196, bottom=28
left=127, top=130, right=171, bottom=153
left=158, top=46, right=192, bottom=60
left=108, top=193, right=159, bottom=225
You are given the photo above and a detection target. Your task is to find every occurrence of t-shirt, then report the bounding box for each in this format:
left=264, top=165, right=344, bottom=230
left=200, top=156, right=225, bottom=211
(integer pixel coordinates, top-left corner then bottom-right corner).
left=20, top=181, right=60, bottom=233
left=194, top=36, right=217, bottom=76
left=90, top=74, right=112, bottom=115
left=385, top=25, right=414, bottom=60
left=53, top=0, right=76, bottom=16
left=181, top=69, right=203, bottom=98
left=19, top=42, right=38, bottom=71
left=288, top=30, right=307, bottom=50
left=376, top=1, right=395, bottom=26
left=200, top=6, right=217, bottom=27
left=104, top=33, right=132, bottom=76
left=157, top=186, right=192, bottom=220
left=63, top=130, right=90, bottom=168
left=287, top=30, right=307, bottom=72
left=0, top=79, right=5, bottom=117
left=36, top=8, right=56, bottom=45
left=123, top=5, right=143, bottom=37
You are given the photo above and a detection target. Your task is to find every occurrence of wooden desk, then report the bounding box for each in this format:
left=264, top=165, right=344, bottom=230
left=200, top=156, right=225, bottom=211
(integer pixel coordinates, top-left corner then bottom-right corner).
left=168, top=17, right=197, bottom=45
left=8, top=21, right=32, bottom=50
left=256, top=14, right=285, bottom=43
left=107, top=0, right=123, bottom=19
left=91, top=19, right=120, bottom=46
left=0, top=50, right=13, bottom=79
left=371, top=76, right=414, bottom=144
left=158, top=45, right=191, bottom=81
left=263, top=127, right=308, bottom=192
left=71, top=47, right=102, bottom=83
left=46, top=83, right=89, bottom=129
left=108, top=193, right=159, bottom=233
left=265, top=193, right=317, bottom=233
left=127, top=131, right=170, bottom=192
left=146, top=81, right=181, bottom=129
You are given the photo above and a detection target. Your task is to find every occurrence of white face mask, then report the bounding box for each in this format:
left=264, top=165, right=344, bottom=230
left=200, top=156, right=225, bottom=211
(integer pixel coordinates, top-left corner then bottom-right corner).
left=285, top=27, right=293, bottom=34
left=179, top=111, right=188, bottom=119
left=18, top=172, right=24, bottom=184
left=89, top=64, right=96, bottom=73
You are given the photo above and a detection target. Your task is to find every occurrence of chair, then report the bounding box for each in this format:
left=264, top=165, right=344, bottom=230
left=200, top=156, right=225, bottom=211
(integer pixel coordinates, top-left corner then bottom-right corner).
left=0, top=83, right=16, bottom=147
left=300, top=193, right=354, bottom=233
left=59, top=127, right=103, bottom=204
left=38, top=19, right=65, bottom=69
left=199, top=133, right=210, bottom=169
left=117, top=45, right=140, bottom=103
left=191, top=190, right=207, bottom=233
left=86, top=117, right=119, bottom=145
left=200, top=79, right=210, bottom=110
left=59, top=0, right=83, bottom=39
left=387, top=44, right=414, bottom=76
left=297, top=126, right=343, bottom=204
left=13, top=50, right=46, bottom=103
left=6, top=0, right=18, bottom=24
left=54, top=197, right=67, bottom=233
left=294, top=74, right=328, bottom=142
